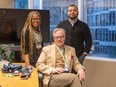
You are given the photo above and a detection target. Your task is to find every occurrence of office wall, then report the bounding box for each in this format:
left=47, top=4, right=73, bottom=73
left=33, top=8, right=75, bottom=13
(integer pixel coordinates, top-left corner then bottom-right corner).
left=0, top=0, right=14, bottom=8
left=83, top=58, right=116, bottom=87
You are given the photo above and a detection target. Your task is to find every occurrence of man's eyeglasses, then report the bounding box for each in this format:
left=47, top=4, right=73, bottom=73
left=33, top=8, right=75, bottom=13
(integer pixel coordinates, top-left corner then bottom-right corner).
left=54, top=35, right=65, bottom=39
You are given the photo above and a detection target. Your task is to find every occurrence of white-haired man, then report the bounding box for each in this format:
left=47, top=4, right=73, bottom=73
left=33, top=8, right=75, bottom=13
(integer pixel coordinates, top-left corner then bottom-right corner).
left=36, top=28, right=85, bottom=87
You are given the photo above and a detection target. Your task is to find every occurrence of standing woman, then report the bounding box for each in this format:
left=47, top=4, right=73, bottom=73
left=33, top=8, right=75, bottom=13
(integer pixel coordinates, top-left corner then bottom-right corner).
left=21, top=11, right=42, bottom=67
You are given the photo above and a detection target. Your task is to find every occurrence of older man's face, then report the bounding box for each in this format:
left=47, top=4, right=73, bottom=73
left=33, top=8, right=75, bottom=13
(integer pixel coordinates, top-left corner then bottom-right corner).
left=53, top=30, right=65, bottom=48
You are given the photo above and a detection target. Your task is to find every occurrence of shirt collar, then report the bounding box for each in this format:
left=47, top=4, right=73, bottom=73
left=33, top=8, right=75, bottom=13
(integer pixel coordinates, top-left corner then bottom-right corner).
left=69, top=18, right=78, bottom=26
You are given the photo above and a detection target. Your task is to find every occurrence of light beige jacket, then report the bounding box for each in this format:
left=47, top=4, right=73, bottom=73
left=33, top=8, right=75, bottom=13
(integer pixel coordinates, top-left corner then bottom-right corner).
left=36, top=44, right=85, bottom=87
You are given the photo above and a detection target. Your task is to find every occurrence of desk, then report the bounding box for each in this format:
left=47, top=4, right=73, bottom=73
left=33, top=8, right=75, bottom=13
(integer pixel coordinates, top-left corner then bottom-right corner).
left=0, top=63, right=39, bottom=87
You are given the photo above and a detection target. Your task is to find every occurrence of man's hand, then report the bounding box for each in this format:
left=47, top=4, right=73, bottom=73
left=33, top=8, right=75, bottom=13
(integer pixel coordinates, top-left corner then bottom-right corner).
left=77, top=68, right=85, bottom=81
left=52, top=67, right=64, bottom=74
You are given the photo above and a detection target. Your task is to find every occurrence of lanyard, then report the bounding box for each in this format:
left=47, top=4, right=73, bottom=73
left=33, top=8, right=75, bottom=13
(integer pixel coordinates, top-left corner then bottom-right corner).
left=55, top=45, right=68, bottom=66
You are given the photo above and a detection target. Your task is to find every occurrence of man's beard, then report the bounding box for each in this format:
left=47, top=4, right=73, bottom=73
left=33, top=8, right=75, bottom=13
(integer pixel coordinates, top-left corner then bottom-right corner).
left=68, top=15, right=77, bottom=20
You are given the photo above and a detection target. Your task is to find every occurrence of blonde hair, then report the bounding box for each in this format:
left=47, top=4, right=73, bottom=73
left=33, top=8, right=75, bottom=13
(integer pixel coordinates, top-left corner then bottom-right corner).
left=21, top=11, right=41, bottom=60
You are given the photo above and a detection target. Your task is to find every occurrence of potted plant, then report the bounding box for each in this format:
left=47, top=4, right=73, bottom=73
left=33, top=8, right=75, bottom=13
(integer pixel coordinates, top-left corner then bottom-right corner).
left=0, top=44, right=15, bottom=63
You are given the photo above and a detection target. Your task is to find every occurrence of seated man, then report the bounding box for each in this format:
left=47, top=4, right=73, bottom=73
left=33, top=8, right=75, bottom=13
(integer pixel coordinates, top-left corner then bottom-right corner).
left=36, top=28, right=85, bottom=87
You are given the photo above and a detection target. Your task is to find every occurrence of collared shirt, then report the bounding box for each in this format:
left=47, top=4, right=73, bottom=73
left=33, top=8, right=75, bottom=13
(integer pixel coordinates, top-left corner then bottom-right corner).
left=69, top=18, right=78, bottom=26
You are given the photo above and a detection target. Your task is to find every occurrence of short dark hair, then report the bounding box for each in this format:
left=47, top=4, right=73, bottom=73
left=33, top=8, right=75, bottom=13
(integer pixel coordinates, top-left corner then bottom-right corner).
left=68, top=4, right=78, bottom=10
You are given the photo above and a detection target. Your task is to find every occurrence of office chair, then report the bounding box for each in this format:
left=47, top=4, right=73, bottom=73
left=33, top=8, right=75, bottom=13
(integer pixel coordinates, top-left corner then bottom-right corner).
left=39, top=72, right=43, bottom=87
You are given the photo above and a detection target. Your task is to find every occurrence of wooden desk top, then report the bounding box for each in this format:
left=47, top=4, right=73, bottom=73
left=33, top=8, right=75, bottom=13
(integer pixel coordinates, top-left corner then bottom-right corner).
left=0, top=63, right=39, bottom=87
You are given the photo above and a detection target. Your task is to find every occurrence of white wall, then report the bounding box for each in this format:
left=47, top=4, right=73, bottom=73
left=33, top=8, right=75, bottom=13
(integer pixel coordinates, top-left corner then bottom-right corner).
left=83, top=58, right=116, bottom=87
left=0, top=0, right=14, bottom=8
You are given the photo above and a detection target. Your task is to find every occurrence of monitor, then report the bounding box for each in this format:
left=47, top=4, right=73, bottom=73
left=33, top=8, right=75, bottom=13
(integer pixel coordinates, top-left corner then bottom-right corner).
left=0, top=8, right=50, bottom=44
